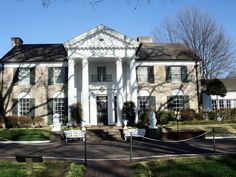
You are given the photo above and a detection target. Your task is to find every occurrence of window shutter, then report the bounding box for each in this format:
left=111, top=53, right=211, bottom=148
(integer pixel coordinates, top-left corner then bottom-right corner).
left=148, top=66, right=154, bottom=83
left=166, top=66, right=172, bottom=83
left=167, top=96, right=173, bottom=110
left=184, top=95, right=190, bottom=109
left=30, top=67, right=35, bottom=85
left=13, top=68, right=19, bottom=85
left=48, top=67, right=53, bottom=85
left=181, top=66, right=188, bottom=82
left=12, top=99, right=18, bottom=115
left=64, top=67, right=68, bottom=84
left=47, top=98, right=53, bottom=125
left=149, top=96, right=156, bottom=110
left=64, top=97, right=68, bottom=116
left=29, top=98, right=35, bottom=118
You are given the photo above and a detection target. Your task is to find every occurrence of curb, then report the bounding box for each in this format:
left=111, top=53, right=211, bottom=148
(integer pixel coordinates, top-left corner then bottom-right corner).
left=205, top=136, right=236, bottom=139
left=0, top=140, right=50, bottom=144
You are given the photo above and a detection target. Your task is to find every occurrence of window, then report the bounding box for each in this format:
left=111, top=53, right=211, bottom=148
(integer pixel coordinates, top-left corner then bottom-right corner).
left=47, top=92, right=67, bottom=124
left=48, top=67, right=67, bottom=85
left=18, top=68, right=30, bottom=85
left=12, top=92, right=35, bottom=117
left=166, top=66, right=187, bottom=83
left=171, top=67, right=181, bottom=82
left=212, top=100, right=217, bottom=111
left=138, top=96, right=156, bottom=113
left=18, top=98, right=30, bottom=115
left=137, top=66, right=154, bottom=83
left=219, top=100, right=224, bottom=109
left=14, top=67, right=35, bottom=85
left=167, top=89, right=189, bottom=111
left=91, top=66, right=112, bottom=82
left=54, top=98, right=65, bottom=119
left=226, top=100, right=231, bottom=108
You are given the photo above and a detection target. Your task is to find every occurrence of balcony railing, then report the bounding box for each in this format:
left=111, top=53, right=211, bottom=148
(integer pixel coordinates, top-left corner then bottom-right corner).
left=91, top=74, right=112, bottom=82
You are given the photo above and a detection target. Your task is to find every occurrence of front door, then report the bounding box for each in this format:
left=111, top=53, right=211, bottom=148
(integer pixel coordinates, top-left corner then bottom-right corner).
left=96, top=96, right=108, bottom=125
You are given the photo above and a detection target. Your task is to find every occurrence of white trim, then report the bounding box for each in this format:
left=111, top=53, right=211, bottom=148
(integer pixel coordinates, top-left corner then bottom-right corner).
left=18, top=92, right=30, bottom=99
left=138, top=90, right=150, bottom=96
left=3, top=62, right=68, bottom=68
left=172, top=89, right=184, bottom=96
left=136, top=61, right=197, bottom=66
left=53, top=92, right=65, bottom=98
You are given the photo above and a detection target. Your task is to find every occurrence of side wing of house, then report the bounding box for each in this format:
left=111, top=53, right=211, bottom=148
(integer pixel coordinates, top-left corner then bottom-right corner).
left=136, top=43, right=201, bottom=113
left=0, top=41, right=68, bottom=125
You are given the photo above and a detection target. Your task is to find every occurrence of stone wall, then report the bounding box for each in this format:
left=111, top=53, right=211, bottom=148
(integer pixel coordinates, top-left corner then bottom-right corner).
left=138, top=64, right=200, bottom=112
left=1, top=66, right=67, bottom=125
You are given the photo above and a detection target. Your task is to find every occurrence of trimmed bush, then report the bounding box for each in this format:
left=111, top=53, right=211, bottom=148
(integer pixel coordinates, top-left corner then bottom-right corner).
left=33, top=117, right=44, bottom=128
left=157, top=111, right=173, bottom=125
left=70, top=102, right=83, bottom=125
left=123, top=101, right=136, bottom=126
left=5, top=116, right=32, bottom=128
left=180, top=109, right=196, bottom=121
left=138, top=111, right=148, bottom=126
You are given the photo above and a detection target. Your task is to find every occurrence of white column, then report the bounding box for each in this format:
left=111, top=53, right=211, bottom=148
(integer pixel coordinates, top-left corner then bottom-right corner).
left=68, top=59, right=75, bottom=122
left=108, top=93, right=113, bottom=125
left=130, top=58, right=138, bottom=123
left=81, top=58, right=89, bottom=124
left=116, top=58, right=124, bottom=126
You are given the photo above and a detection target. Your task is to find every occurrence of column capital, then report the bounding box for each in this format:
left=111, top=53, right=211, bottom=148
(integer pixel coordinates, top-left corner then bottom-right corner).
left=82, top=58, right=88, bottom=64
left=115, top=57, right=122, bottom=63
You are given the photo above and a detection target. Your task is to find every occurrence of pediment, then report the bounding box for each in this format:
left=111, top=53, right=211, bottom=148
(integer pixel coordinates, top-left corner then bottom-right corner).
left=64, top=25, right=139, bottom=50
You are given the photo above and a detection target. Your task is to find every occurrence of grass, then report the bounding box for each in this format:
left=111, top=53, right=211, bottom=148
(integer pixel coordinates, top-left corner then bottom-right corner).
left=0, top=128, right=50, bottom=141
left=0, top=161, right=85, bottom=177
left=162, top=122, right=236, bottom=136
left=132, top=155, right=236, bottom=177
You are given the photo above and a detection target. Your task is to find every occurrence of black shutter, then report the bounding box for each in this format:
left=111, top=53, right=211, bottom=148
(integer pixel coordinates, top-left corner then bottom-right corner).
left=166, top=66, right=172, bottom=83
left=64, top=97, right=68, bottom=116
left=48, top=67, right=53, bottom=85
left=148, top=66, right=154, bottom=83
left=30, top=67, right=35, bottom=85
left=12, top=99, right=18, bottom=115
left=64, top=67, right=68, bottom=84
left=167, top=96, right=173, bottom=110
left=184, top=95, right=190, bottom=109
left=181, top=66, right=188, bottom=82
left=47, top=98, right=53, bottom=125
left=29, top=98, right=35, bottom=118
left=13, top=68, right=19, bottom=85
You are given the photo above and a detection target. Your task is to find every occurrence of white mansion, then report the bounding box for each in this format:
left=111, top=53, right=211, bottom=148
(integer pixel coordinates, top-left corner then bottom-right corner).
left=0, top=25, right=201, bottom=126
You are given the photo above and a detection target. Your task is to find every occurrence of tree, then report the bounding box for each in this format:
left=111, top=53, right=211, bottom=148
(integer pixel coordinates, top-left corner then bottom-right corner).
left=206, top=78, right=227, bottom=110
left=152, top=6, right=235, bottom=79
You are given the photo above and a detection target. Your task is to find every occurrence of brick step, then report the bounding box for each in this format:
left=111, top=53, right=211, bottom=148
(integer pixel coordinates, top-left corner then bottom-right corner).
left=86, top=128, right=123, bottom=141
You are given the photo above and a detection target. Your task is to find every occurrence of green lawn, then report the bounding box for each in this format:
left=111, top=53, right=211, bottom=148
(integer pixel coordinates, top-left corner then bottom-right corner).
left=132, top=156, right=236, bottom=177
left=163, top=122, right=236, bottom=136
left=0, top=128, right=50, bottom=141
left=0, top=161, right=85, bottom=177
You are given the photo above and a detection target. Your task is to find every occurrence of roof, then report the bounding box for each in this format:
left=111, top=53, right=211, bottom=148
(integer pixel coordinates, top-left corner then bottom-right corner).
left=1, top=44, right=67, bottom=63
left=219, top=78, right=236, bottom=91
left=136, top=43, right=200, bottom=61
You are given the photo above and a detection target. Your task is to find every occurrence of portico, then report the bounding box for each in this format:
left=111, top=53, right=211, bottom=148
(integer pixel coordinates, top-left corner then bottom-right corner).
left=64, top=25, right=139, bottom=126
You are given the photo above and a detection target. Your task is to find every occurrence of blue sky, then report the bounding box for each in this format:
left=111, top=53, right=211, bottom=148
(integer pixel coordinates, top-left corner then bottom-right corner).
left=1, top=0, right=236, bottom=57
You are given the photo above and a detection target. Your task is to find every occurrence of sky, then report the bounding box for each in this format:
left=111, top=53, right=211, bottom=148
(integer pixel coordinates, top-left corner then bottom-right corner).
left=0, top=0, right=236, bottom=58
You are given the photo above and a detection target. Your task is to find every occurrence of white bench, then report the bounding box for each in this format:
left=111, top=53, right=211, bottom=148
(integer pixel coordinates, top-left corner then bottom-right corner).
left=124, top=128, right=146, bottom=141
left=64, top=129, right=85, bottom=142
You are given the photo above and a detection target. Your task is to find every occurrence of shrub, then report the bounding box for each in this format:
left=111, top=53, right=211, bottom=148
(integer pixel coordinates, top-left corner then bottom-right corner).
left=157, top=111, right=173, bottom=125
left=33, top=116, right=44, bottom=127
left=70, top=102, right=83, bottom=125
left=138, top=111, right=148, bottom=126
left=180, top=109, right=196, bottom=121
left=5, top=116, right=33, bottom=128
left=123, top=101, right=136, bottom=126
left=18, top=116, right=32, bottom=128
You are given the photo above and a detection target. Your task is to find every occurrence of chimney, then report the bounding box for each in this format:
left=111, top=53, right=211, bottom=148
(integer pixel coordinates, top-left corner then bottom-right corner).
left=137, top=36, right=153, bottom=43
left=11, top=37, right=23, bottom=48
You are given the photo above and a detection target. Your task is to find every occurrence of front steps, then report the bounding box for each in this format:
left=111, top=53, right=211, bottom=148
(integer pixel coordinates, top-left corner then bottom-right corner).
left=85, top=126, right=124, bottom=141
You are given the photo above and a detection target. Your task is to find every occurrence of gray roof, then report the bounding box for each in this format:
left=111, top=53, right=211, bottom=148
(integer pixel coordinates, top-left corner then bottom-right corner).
left=220, top=78, right=236, bottom=91
left=1, top=44, right=67, bottom=63
left=136, top=43, right=200, bottom=61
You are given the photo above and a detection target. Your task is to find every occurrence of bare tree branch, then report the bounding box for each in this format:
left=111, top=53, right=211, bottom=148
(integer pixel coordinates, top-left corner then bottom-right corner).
left=152, top=6, right=235, bottom=79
